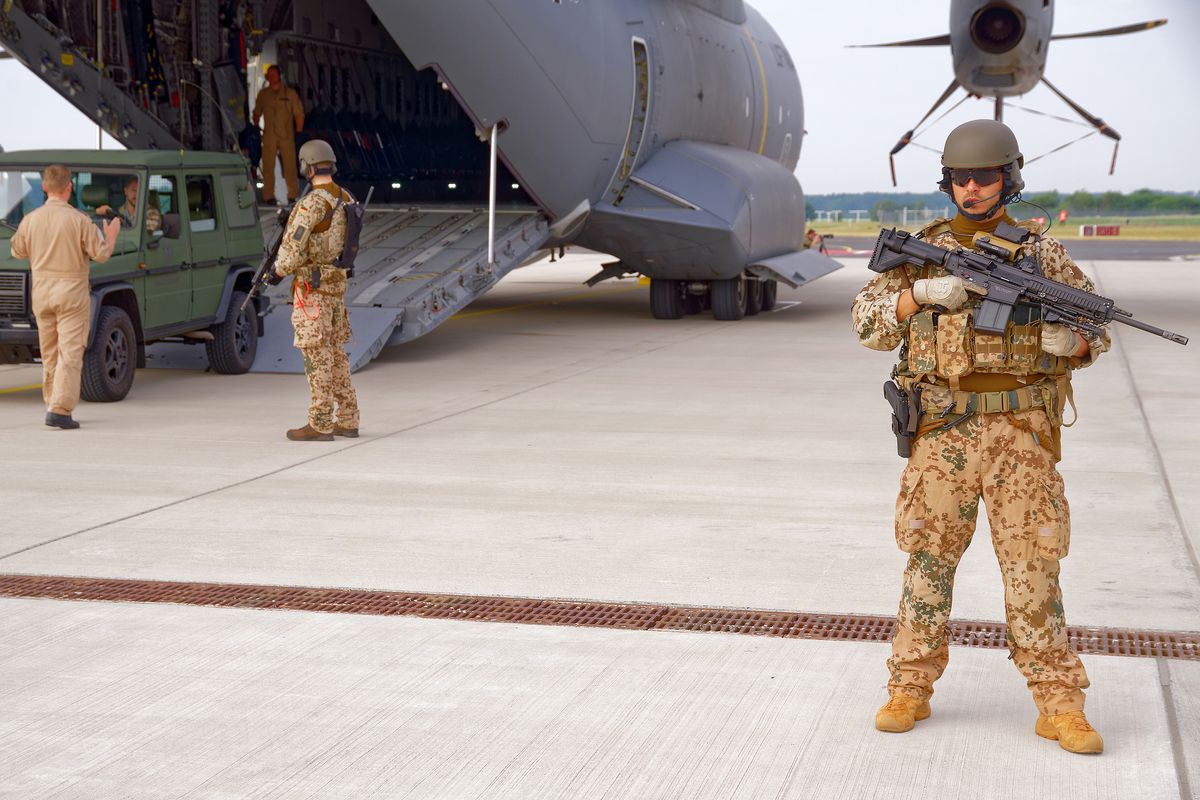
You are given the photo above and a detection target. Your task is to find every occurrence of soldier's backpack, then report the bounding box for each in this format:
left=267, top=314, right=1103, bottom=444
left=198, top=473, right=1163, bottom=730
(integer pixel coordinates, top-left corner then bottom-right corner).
left=314, top=185, right=372, bottom=274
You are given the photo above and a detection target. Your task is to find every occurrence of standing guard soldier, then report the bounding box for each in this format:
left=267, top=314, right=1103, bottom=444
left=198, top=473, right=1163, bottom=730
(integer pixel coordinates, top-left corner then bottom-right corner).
left=273, top=139, right=360, bottom=441
left=851, top=120, right=1110, bottom=754
left=252, top=65, right=305, bottom=205
left=10, top=164, right=120, bottom=429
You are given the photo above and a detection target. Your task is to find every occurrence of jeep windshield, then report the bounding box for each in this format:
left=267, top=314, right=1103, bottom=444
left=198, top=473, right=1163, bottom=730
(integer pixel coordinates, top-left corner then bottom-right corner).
left=1, top=167, right=148, bottom=253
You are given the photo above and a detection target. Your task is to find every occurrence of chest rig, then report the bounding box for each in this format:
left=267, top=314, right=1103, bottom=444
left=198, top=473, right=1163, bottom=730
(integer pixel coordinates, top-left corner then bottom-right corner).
left=896, top=220, right=1070, bottom=389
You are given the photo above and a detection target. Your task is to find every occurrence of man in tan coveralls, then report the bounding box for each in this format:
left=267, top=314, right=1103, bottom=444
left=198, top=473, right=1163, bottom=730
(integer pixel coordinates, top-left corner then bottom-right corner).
left=11, top=165, right=120, bottom=429
left=851, top=120, right=1109, bottom=754
left=272, top=139, right=359, bottom=441
left=252, top=65, right=305, bottom=205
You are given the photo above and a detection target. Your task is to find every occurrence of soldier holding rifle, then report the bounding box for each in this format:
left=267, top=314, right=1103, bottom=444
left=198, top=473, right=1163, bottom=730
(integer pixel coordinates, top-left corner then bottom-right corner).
left=851, top=120, right=1109, bottom=754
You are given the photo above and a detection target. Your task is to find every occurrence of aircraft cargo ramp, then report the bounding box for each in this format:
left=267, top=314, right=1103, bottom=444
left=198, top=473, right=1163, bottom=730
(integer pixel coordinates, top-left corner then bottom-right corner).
left=147, top=206, right=551, bottom=374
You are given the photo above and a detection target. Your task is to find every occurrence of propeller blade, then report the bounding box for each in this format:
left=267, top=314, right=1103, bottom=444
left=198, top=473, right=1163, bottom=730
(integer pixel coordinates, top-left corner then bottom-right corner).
left=848, top=33, right=951, bottom=48
left=1051, top=19, right=1167, bottom=41
left=1041, top=77, right=1121, bottom=141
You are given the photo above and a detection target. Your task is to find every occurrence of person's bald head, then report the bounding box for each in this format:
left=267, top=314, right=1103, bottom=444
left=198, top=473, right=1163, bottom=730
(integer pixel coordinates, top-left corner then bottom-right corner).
left=42, top=164, right=72, bottom=197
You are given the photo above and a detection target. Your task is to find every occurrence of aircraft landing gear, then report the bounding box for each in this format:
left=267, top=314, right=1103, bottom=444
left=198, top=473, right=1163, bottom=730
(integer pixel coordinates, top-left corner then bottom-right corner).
left=710, top=276, right=745, bottom=321
left=761, top=279, right=778, bottom=311
left=744, top=279, right=764, bottom=317
left=649, top=278, right=686, bottom=319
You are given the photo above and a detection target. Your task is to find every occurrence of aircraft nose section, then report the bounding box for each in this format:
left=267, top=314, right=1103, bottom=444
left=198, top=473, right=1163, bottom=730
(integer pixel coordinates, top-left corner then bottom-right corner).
left=367, top=0, right=627, bottom=219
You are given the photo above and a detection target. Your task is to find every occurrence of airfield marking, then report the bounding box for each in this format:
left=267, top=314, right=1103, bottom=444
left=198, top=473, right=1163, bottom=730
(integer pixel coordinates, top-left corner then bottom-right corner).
left=0, top=383, right=41, bottom=395
left=1, top=573, right=1196, bottom=661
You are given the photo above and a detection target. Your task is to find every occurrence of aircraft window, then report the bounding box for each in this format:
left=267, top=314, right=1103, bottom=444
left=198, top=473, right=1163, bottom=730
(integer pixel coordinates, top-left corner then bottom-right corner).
left=185, top=176, right=218, bottom=233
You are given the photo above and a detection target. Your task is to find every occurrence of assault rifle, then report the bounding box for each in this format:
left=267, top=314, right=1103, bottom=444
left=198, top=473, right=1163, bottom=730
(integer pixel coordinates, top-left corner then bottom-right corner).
left=240, top=205, right=292, bottom=314
left=868, top=225, right=1188, bottom=346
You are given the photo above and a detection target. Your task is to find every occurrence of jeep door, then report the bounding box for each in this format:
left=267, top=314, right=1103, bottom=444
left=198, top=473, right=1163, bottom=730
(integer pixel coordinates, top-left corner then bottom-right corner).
left=141, top=173, right=192, bottom=332
left=184, top=175, right=227, bottom=324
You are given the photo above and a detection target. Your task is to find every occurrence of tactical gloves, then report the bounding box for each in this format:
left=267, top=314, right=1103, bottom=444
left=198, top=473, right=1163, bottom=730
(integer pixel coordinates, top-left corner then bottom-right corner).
left=911, top=276, right=983, bottom=311
left=1041, top=323, right=1083, bottom=356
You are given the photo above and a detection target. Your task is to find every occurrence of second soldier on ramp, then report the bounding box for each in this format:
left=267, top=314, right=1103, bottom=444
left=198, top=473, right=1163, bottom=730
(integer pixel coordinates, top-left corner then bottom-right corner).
left=274, top=139, right=360, bottom=441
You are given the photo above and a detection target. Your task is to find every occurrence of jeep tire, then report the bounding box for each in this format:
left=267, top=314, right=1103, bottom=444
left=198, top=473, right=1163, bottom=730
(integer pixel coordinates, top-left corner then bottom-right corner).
left=82, top=305, right=137, bottom=402
left=206, top=290, right=258, bottom=374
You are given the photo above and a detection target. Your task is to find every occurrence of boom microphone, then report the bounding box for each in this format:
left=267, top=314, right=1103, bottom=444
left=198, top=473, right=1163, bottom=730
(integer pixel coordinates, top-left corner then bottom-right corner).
left=963, top=190, right=1002, bottom=208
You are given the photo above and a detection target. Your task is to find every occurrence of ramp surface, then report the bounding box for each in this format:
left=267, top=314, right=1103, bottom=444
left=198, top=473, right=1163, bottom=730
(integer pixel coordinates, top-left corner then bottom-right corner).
left=147, top=206, right=550, bottom=374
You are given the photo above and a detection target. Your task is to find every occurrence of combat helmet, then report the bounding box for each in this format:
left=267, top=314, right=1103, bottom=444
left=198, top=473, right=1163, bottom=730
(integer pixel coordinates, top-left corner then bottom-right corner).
left=298, top=139, right=338, bottom=177
left=938, top=119, right=1024, bottom=218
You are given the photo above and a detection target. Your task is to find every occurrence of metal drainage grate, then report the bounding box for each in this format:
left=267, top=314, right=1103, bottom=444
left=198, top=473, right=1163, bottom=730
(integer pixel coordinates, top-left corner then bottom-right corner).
left=1, top=573, right=1196, bottom=661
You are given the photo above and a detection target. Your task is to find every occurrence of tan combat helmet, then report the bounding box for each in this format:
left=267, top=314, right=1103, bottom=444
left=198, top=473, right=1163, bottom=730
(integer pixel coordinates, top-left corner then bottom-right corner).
left=938, top=119, right=1025, bottom=216
left=298, top=139, right=338, bottom=178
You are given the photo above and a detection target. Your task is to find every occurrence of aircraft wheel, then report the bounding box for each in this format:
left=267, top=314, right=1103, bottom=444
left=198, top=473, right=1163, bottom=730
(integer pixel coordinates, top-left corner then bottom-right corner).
left=744, top=279, right=764, bottom=317
left=649, top=278, right=685, bottom=320
left=710, top=277, right=745, bottom=321
left=761, top=279, right=778, bottom=311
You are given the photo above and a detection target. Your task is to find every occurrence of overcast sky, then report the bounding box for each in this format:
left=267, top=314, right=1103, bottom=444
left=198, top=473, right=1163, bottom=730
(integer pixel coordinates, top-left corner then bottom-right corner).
left=1, top=0, right=1196, bottom=195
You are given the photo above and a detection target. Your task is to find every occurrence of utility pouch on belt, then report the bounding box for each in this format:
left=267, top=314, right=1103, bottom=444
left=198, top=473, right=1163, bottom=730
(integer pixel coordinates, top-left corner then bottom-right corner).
left=884, top=380, right=922, bottom=459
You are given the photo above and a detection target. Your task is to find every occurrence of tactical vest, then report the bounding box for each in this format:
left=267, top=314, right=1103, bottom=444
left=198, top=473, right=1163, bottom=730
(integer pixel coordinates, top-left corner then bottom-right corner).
left=895, top=218, right=1071, bottom=387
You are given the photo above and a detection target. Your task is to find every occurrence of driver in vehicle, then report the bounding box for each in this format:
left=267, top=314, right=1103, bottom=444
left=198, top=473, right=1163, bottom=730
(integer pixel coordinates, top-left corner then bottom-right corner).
left=96, top=175, right=162, bottom=233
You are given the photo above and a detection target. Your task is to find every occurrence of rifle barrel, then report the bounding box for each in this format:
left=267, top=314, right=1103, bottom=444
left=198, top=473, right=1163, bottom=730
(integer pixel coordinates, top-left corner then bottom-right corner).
left=1115, top=313, right=1189, bottom=345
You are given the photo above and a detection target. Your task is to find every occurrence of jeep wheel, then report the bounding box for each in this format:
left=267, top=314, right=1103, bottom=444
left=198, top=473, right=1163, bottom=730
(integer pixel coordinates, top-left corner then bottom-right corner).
left=82, top=305, right=136, bottom=402
left=206, top=290, right=258, bottom=374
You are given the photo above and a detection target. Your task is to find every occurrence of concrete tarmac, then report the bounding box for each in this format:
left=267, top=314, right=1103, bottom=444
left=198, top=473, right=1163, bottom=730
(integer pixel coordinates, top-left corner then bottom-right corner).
left=1, top=252, right=1197, bottom=798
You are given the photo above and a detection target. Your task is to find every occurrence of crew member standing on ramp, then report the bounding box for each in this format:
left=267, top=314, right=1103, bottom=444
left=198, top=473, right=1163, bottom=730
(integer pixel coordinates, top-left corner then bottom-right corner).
left=851, top=120, right=1110, bottom=754
left=10, top=164, right=120, bottom=429
left=252, top=65, right=305, bottom=205
left=273, top=139, right=360, bottom=442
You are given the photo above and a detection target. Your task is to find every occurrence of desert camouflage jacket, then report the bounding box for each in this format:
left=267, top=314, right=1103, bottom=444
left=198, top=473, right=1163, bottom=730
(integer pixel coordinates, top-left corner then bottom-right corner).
left=851, top=216, right=1111, bottom=377
left=275, top=184, right=351, bottom=296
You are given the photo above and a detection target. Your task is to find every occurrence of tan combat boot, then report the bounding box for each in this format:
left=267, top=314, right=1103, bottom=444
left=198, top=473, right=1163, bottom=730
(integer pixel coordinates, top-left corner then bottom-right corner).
left=1035, top=711, right=1104, bottom=754
left=875, top=695, right=931, bottom=733
left=332, top=424, right=359, bottom=438
left=286, top=424, right=334, bottom=442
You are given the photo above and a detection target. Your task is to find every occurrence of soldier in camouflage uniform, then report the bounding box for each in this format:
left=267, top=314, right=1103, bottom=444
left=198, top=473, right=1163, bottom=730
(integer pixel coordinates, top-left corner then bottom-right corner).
left=273, top=139, right=360, bottom=442
left=851, top=120, right=1110, bottom=754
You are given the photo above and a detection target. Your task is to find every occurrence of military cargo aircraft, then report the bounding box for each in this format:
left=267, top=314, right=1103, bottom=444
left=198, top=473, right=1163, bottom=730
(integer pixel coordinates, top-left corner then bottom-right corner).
left=853, top=0, right=1168, bottom=184
left=0, top=0, right=838, bottom=371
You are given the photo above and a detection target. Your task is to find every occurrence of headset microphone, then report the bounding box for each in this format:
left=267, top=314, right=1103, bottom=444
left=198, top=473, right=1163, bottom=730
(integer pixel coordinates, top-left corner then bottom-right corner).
left=963, top=190, right=1001, bottom=208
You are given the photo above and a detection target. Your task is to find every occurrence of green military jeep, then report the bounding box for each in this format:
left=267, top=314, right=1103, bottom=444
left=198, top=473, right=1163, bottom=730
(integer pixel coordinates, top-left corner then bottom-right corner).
left=0, top=150, right=267, bottom=401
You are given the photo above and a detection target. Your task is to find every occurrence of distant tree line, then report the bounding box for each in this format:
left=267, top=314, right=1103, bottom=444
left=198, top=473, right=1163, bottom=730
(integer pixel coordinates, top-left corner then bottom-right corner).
left=807, top=189, right=1200, bottom=218
left=1019, top=189, right=1200, bottom=216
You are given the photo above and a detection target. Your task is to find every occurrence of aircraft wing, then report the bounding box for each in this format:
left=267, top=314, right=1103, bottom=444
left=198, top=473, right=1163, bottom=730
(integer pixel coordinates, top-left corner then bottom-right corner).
left=677, top=0, right=747, bottom=24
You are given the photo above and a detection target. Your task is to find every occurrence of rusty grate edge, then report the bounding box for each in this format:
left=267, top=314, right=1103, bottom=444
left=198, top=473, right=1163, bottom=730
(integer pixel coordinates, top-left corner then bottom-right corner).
left=1, top=573, right=1196, bottom=661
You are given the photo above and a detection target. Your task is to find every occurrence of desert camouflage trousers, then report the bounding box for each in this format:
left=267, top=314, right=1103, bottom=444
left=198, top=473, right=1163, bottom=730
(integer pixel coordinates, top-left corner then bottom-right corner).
left=887, top=407, right=1089, bottom=715
left=292, top=290, right=359, bottom=434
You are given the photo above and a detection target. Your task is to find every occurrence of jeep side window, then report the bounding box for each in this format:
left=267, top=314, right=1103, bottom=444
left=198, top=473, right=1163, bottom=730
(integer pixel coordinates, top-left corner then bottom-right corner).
left=148, top=174, right=180, bottom=239
left=75, top=171, right=142, bottom=253
left=185, top=176, right=218, bottom=233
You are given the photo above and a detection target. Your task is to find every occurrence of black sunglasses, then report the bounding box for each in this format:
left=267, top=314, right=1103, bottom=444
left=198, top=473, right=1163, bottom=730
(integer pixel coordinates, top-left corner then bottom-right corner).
left=949, top=167, right=1004, bottom=187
